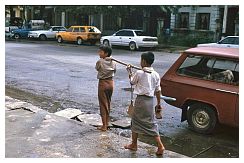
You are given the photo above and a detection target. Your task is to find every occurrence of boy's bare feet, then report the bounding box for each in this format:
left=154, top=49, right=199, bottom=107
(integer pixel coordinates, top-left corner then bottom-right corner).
left=156, top=146, right=165, bottom=155
left=97, top=126, right=107, bottom=132
left=124, top=144, right=137, bottom=151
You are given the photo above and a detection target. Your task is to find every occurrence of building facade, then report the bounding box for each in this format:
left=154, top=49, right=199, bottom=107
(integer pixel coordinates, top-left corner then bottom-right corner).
left=6, top=5, right=239, bottom=43
left=170, top=5, right=239, bottom=41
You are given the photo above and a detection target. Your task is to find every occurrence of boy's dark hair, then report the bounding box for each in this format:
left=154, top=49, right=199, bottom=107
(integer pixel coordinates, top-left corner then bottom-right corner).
left=141, top=51, right=154, bottom=65
left=99, top=45, right=112, bottom=57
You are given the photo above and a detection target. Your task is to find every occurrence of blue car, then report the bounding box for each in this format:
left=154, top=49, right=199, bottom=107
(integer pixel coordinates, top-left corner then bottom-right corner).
left=11, top=26, right=36, bottom=39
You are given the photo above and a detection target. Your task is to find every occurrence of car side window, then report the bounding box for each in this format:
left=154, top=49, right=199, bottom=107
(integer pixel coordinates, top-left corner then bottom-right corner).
left=115, top=31, right=125, bottom=36
left=206, top=59, right=239, bottom=85
left=80, top=27, right=85, bottom=32
left=177, top=55, right=210, bottom=78
left=124, top=31, right=134, bottom=37
left=73, top=27, right=79, bottom=32
left=177, top=55, right=239, bottom=85
left=235, top=38, right=239, bottom=45
left=88, top=27, right=95, bottom=32
left=67, top=27, right=73, bottom=32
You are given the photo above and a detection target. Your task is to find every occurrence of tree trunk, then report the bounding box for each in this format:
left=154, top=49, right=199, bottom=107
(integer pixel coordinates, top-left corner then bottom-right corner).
left=10, top=6, right=15, bottom=17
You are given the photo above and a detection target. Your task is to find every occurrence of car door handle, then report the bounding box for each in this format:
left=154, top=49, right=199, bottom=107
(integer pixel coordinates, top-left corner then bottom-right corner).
left=215, top=89, right=239, bottom=95
left=129, top=38, right=131, bottom=39
left=119, top=37, right=122, bottom=39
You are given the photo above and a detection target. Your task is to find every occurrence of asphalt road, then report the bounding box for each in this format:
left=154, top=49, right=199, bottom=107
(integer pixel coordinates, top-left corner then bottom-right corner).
left=5, top=40, right=239, bottom=157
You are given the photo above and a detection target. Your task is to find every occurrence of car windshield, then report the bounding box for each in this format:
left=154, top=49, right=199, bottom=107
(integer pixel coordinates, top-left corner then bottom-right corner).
left=134, top=30, right=147, bottom=36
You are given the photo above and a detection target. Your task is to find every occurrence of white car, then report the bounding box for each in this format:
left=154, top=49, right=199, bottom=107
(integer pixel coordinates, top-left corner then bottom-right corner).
left=197, top=36, right=239, bottom=48
left=100, top=29, right=158, bottom=51
left=28, top=26, right=67, bottom=40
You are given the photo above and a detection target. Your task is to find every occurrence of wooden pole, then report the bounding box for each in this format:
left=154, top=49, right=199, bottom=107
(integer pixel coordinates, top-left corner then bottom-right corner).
left=111, top=58, right=152, bottom=73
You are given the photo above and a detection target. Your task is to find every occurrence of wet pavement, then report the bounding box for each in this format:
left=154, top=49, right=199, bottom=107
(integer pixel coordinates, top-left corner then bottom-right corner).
left=5, top=41, right=239, bottom=157
left=5, top=96, right=187, bottom=158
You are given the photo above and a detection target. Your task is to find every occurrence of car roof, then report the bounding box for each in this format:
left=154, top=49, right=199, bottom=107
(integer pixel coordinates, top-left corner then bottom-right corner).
left=69, top=26, right=96, bottom=28
left=119, top=29, right=142, bottom=31
left=225, top=36, right=239, bottom=38
left=50, top=26, right=65, bottom=27
left=184, top=47, right=239, bottom=59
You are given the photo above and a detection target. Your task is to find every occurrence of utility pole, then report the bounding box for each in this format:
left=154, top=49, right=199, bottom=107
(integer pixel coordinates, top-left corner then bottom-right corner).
left=100, top=14, right=103, bottom=32
left=222, top=5, right=228, bottom=38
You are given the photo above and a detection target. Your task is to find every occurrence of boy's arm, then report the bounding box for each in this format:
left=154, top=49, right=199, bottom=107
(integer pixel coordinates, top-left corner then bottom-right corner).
left=126, top=65, right=138, bottom=85
left=155, top=73, right=162, bottom=106
left=95, top=60, right=101, bottom=71
left=155, top=91, right=161, bottom=106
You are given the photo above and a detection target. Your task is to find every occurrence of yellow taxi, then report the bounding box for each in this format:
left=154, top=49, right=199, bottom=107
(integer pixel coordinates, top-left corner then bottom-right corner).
left=56, top=26, right=101, bottom=45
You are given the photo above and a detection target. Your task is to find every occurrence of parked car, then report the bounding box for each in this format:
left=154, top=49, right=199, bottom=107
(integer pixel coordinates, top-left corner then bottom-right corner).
left=5, top=26, right=19, bottom=40
left=28, top=26, right=67, bottom=40
left=160, top=47, right=239, bottom=134
left=197, top=36, right=239, bottom=48
left=56, top=26, right=101, bottom=45
left=11, top=26, right=35, bottom=39
left=11, top=20, right=45, bottom=39
left=100, top=29, right=158, bottom=51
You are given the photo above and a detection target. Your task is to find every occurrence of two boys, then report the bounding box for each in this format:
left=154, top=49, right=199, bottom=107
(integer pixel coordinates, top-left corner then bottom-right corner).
left=95, top=45, right=165, bottom=155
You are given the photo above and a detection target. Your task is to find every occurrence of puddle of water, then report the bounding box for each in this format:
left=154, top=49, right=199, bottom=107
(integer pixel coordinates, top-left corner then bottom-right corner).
left=137, top=134, right=238, bottom=158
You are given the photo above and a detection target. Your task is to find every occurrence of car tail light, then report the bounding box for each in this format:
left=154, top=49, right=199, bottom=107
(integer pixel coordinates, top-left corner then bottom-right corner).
left=143, top=38, right=158, bottom=41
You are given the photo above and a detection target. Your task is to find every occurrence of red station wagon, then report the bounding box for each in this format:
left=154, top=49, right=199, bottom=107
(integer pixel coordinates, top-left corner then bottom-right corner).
left=161, top=47, right=239, bottom=134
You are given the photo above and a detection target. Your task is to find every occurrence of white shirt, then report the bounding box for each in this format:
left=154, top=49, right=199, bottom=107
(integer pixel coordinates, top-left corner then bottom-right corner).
left=130, top=67, right=161, bottom=97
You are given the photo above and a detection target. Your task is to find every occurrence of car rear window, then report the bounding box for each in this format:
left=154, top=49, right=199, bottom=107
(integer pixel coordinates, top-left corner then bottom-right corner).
left=177, top=54, right=239, bottom=85
left=134, top=30, right=146, bottom=36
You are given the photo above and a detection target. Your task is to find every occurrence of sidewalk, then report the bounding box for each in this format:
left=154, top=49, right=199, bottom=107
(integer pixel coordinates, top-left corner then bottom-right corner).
left=5, top=96, right=188, bottom=158
left=156, top=44, right=190, bottom=53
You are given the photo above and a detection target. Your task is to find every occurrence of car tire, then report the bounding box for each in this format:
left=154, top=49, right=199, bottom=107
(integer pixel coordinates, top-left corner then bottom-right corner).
left=77, top=38, right=83, bottom=45
left=39, top=34, right=47, bottom=41
left=14, top=34, right=20, bottom=39
left=187, top=103, right=217, bottom=134
left=57, top=36, right=63, bottom=43
left=103, top=40, right=110, bottom=46
left=129, top=42, right=137, bottom=51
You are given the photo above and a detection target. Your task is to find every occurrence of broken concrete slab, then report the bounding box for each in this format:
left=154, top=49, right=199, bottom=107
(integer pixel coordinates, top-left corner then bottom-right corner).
left=111, top=117, right=131, bottom=129
left=77, top=114, right=112, bottom=127
left=5, top=96, right=42, bottom=113
left=54, top=108, right=83, bottom=119
left=21, top=103, right=43, bottom=113
left=5, top=101, right=27, bottom=110
left=77, top=114, right=102, bottom=127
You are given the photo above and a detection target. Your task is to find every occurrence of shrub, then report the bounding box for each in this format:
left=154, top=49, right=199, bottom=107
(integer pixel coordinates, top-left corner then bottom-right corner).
left=165, top=29, right=215, bottom=47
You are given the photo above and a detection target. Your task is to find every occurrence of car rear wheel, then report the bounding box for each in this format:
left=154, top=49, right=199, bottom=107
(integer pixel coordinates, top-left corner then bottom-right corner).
left=39, top=34, right=47, bottom=41
left=129, top=42, right=137, bottom=51
left=77, top=38, right=83, bottom=45
left=187, top=103, right=217, bottom=134
left=103, top=40, right=110, bottom=46
left=57, top=36, right=63, bottom=43
left=14, top=34, right=20, bottom=39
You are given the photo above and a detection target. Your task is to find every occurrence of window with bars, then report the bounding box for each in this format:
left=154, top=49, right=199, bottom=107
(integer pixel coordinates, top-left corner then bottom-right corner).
left=177, top=12, right=189, bottom=28
left=196, top=13, right=210, bottom=30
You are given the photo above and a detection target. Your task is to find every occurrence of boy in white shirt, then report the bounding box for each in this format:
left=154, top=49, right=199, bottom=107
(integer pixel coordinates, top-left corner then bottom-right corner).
left=124, top=51, right=165, bottom=155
